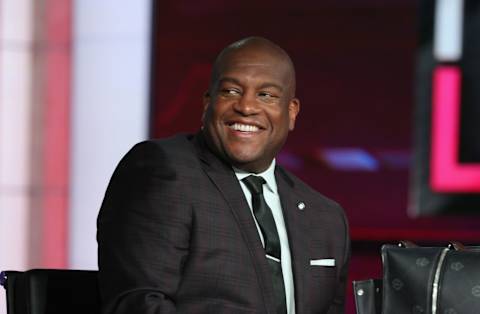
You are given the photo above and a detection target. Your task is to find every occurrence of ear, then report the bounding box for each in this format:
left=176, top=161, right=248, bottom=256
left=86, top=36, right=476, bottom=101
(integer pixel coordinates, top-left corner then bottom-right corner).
left=202, top=91, right=211, bottom=124
left=288, top=97, right=300, bottom=131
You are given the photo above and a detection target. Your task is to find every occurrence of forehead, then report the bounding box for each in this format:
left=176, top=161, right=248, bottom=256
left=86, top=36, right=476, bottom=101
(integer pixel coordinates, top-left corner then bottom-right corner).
left=216, top=48, right=292, bottom=87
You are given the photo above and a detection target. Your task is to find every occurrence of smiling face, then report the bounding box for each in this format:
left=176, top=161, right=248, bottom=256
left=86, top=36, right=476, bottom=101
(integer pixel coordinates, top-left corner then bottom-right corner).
left=202, top=38, right=300, bottom=173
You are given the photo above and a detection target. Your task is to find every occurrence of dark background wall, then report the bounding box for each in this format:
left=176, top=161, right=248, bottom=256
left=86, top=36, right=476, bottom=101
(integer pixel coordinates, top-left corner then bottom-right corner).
left=149, top=1, right=480, bottom=312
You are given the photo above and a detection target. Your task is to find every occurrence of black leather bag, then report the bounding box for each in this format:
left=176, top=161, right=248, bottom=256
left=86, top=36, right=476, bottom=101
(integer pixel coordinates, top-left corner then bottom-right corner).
left=352, top=279, right=382, bottom=314
left=382, top=242, right=480, bottom=314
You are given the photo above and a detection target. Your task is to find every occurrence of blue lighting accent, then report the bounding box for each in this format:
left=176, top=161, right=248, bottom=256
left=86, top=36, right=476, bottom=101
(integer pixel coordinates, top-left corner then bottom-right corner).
left=320, top=148, right=379, bottom=171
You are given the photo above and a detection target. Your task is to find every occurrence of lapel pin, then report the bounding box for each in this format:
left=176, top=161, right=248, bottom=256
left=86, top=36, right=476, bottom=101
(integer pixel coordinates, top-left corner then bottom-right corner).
left=297, top=202, right=305, bottom=210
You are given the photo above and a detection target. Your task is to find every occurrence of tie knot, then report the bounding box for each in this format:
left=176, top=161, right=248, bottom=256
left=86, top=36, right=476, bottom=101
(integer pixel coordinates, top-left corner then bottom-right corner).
left=242, top=175, right=266, bottom=195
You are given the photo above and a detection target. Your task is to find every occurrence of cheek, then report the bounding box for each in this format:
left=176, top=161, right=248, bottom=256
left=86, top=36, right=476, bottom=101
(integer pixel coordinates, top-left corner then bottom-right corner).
left=209, top=102, right=230, bottom=122
left=272, top=111, right=293, bottom=131
left=204, top=105, right=222, bottom=127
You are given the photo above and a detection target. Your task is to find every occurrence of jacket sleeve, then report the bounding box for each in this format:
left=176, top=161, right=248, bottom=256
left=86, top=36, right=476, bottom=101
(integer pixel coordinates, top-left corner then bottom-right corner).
left=97, top=141, right=192, bottom=314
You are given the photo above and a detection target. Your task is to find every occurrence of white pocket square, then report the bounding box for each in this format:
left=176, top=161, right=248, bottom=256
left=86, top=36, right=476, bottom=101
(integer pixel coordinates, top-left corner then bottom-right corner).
left=310, top=258, right=335, bottom=267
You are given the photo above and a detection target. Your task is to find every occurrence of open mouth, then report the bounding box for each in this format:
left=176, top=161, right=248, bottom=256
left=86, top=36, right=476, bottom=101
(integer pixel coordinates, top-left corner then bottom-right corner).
left=228, top=123, right=261, bottom=132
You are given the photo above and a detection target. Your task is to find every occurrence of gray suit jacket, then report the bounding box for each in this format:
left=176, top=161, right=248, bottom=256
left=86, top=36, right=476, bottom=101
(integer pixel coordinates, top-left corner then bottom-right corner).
left=97, top=132, right=350, bottom=314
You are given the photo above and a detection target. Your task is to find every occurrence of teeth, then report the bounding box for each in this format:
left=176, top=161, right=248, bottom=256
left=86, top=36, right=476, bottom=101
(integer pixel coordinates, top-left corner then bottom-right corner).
left=230, top=123, right=259, bottom=132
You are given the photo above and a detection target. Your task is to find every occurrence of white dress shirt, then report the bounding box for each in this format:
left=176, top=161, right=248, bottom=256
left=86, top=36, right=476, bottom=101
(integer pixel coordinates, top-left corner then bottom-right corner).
left=234, top=160, right=295, bottom=314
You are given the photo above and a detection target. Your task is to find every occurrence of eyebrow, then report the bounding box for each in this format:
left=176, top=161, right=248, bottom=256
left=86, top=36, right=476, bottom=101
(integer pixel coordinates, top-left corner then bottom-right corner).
left=218, top=77, right=284, bottom=92
left=218, top=77, right=242, bottom=86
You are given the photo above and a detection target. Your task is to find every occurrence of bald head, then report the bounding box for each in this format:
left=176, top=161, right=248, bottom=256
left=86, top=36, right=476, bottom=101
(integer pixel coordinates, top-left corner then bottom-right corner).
left=202, top=36, right=300, bottom=173
left=209, top=37, right=297, bottom=98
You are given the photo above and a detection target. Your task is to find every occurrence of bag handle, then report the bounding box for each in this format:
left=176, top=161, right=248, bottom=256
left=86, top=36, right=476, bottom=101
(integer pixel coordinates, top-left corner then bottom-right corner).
left=397, top=240, right=466, bottom=251
left=447, top=241, right=465, bottom=251
left=398, top=240, right=417, bottom=248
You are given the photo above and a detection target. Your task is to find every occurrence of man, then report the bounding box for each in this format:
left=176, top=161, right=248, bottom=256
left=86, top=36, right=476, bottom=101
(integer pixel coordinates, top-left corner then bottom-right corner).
left=97, top=37, right=350, bottom=314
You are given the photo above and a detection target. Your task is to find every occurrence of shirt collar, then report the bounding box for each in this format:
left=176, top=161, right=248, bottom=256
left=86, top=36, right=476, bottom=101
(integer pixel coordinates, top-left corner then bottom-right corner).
left=233, top=160, right=278, bottom=194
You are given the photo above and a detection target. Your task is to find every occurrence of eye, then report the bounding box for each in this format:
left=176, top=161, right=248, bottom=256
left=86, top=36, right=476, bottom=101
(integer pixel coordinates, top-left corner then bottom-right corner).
left=258, top=91, right=279, bottom=102
left=220, top=88, right=241, bottom=96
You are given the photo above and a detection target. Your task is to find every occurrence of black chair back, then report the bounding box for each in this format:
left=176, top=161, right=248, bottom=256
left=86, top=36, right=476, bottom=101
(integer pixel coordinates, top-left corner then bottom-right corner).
left=1, top=269, right=100, bottom=314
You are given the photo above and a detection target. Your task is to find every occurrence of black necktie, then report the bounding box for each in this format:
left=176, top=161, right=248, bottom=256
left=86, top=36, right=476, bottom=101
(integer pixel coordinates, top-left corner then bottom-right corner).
left=242, top=175, right=287, bottom=314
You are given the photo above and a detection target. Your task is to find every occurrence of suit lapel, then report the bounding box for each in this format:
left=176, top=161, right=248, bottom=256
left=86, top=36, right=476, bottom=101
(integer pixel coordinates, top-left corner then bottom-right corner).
left=276, top=168, right=310, bottom=314
left=192, top=133, right=278, bottom=314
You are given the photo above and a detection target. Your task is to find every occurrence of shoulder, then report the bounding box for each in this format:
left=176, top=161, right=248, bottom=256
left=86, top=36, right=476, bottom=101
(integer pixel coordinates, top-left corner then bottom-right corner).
left=128, top=133, right=195, bottom=158
left=121, top=133, right=197, bottom=167
left=109, top=134, right=200, bottom=183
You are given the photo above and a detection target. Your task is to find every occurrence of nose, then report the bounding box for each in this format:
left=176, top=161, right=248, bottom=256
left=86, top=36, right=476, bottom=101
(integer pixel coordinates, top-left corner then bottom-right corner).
left=233, top=92, right=259, bottom=115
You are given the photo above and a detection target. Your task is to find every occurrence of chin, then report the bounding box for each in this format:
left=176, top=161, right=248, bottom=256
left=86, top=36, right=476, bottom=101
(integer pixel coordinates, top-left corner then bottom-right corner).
left=227, top=154, right=271, bottom=173
left=227, top=150, right=260, bottom=164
